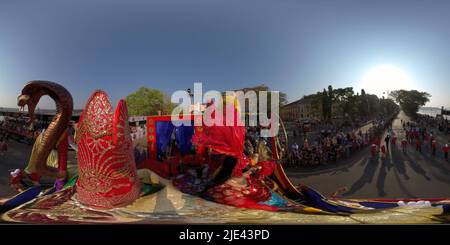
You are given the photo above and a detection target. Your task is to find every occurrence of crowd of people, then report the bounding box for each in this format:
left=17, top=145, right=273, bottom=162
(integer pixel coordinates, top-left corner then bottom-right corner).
left=130, top=124, right=148, bottom=164
left=0, top=136, right=8, bottom=156
left=284, top=114, right=397, bottom=167
left=0, top=118, right=35, bottom=141
left=401, top=115, right=449, bottom=160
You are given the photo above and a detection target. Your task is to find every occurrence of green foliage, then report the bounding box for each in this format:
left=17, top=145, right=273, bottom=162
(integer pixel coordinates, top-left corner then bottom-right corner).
left=315, top=85, right=400, bottom=121
left=125, top=87, right=174, bottom=116
left=390, top=90, right=431, bottom=117
left=279, top=92, right=288, bottom=106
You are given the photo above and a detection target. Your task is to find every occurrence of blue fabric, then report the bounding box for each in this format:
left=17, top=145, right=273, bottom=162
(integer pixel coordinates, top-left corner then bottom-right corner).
left=358, top=201, right=399, bottom=209
left=258, top=191, right=289, bottom=207
left=301, top=187, right=355, bottom=213
left=175, top=122, right=194, bottom=155
left=156, top=121, right=175, bottom=158
left=0, top=186, right=41, bottom=212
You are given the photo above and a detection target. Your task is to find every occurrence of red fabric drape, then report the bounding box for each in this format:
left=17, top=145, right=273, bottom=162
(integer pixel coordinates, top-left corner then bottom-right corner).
left=192, top=103, right=248, bottom=177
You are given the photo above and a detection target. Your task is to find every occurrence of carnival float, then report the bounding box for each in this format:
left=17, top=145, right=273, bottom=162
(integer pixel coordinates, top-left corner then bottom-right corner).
left=0, top=81, right=449, bottom=224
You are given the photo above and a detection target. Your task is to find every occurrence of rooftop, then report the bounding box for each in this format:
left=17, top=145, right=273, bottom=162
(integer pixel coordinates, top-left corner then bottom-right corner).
left=0, top=107, right=83, bottom=117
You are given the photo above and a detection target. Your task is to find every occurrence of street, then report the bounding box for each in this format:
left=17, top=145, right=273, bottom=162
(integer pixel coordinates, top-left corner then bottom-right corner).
left=287, top=111, right=450, bottom=199
left=0, top=140, right=77, bottom=198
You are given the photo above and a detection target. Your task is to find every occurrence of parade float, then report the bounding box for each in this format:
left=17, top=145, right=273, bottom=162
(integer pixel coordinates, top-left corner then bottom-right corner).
left=0, top=81, right=449, bottom=224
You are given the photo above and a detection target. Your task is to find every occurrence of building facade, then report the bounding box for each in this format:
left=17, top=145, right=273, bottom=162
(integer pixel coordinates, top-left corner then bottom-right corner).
left=280, top=96, right=319, bottom=122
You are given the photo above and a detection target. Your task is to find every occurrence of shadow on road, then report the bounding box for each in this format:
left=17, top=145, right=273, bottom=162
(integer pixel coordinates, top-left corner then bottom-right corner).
left=404, top=154, right=431, bottom=181
left=376, top=158, right=388, bottom=196
left=342, top=157, right=379, bottom=196
left=390, top=147, right=409, bottom=180
left=420, top=152, right=450, bottom=185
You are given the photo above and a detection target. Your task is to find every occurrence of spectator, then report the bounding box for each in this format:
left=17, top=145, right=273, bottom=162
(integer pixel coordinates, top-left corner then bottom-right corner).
left=443, top=144, right=449, bottom=161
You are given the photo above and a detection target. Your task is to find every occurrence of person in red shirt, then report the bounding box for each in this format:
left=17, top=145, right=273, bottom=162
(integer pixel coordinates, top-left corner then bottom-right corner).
left=391, top=134, right=397, bottom=146
left=443, top=144, right=449, bottom=161
left=401, top=138, right=408, bottom=154
left=380, top=144, right=386, bottom=159
left=416, top=139, right=422, bottom=153
left=429, top=134, right=435, bottom=149
left=371, top=143, right=377, bottom=158
left=431, top=140, right=437, bottom=156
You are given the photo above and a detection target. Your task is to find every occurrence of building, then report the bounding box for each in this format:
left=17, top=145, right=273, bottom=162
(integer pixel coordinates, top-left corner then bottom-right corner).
left=280, top=95, right=319, bottom=122
left=0, top=107, right=82, bottom=122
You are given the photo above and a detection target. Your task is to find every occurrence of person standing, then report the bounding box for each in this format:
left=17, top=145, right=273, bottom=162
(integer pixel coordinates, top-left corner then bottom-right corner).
left=371, top=143, right=377, bottom=158
left=391, top=133, right=397, bottom=146
left=443, top=144, right=449, bottom=161
left=380, top=144, right=386, bottom=159
left=384, top=134, right=391, bottom=151
left=416, top=139, right=422, bottom=153
left=0, top=137, right=7, bottom=155
left=401, top=138, right=408, bottom=154
left=431, top=140, right=437, bottom=156
left=429, top=133, right=435, bottom=149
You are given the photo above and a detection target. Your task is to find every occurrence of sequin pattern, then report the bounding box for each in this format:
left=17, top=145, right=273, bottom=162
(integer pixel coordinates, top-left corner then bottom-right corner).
left=75, top=91, right=140, bottom=209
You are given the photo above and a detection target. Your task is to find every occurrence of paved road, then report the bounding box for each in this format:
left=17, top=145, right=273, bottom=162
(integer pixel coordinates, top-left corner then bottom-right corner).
left=0, top=140, right=32, bottom=197
left=287, top=111, right=450, bottom=199
left=0, top=140, right=77, bottom=198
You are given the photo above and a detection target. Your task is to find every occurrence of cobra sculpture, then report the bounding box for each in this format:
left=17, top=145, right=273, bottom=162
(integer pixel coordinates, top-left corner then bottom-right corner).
left=17, top=81, right=73, bottom=180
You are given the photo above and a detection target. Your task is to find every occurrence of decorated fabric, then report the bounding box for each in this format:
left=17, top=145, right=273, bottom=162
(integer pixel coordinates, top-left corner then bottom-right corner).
left=192, top=101, right=248, bottom=177
left=155, top=121, right=174, bottom=158
left=172, top=162, right=310, bottom=213
left=175, top=123, right=194, bottom=155
left=255, top=160, right=276, bottom=178
left=75, top=91, right=141, bottom=209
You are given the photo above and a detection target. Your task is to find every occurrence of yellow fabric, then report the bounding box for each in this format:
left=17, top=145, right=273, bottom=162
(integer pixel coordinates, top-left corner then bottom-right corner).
left=25, top=133, right=58, bottom=173
left=257, top=140, right=272, bottom=162
left=224, top=94, right=241, bottom=112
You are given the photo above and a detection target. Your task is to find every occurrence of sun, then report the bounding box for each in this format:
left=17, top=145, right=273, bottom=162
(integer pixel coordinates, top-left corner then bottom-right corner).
left=359, top=65, right=414, bottom=98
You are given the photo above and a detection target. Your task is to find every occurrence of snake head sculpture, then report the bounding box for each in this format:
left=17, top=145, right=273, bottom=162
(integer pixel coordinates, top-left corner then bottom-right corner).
left=18, top=81, right=73, bottom=124
left=18, top=90, right=38, bottom=124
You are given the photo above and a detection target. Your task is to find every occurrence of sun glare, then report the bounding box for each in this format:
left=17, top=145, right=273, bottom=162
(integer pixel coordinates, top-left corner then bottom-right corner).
left=359, top=65, right=414, bottom=98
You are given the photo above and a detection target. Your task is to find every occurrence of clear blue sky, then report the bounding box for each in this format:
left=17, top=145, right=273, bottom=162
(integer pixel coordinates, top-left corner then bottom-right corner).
left=1, top=0, right=449, bottom=109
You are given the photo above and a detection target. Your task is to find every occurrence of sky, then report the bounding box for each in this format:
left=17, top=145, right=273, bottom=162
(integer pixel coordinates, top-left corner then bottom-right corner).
left=0, top=0, right=449, bottom=109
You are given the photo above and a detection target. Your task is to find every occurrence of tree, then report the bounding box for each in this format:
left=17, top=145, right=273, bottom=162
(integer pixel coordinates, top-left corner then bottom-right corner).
left=333, top=87, right=355, bottom=118
left=279, top=92, right=288, bottom=106
left=357, top=89, right=369, bottom=117
left=319, top=86, right=334, bottom=121
left=125, top=87, right=174, bottom=116
left=390, top=90, right=430, bottom=117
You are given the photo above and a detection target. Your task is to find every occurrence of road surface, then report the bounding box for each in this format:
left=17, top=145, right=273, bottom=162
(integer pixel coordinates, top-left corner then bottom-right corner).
left=287, top=111, right=450, bottom=199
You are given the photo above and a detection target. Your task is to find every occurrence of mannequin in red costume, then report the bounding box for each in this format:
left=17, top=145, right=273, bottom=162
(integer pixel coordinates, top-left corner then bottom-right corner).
left=173, top=96, right=304, bottom=212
